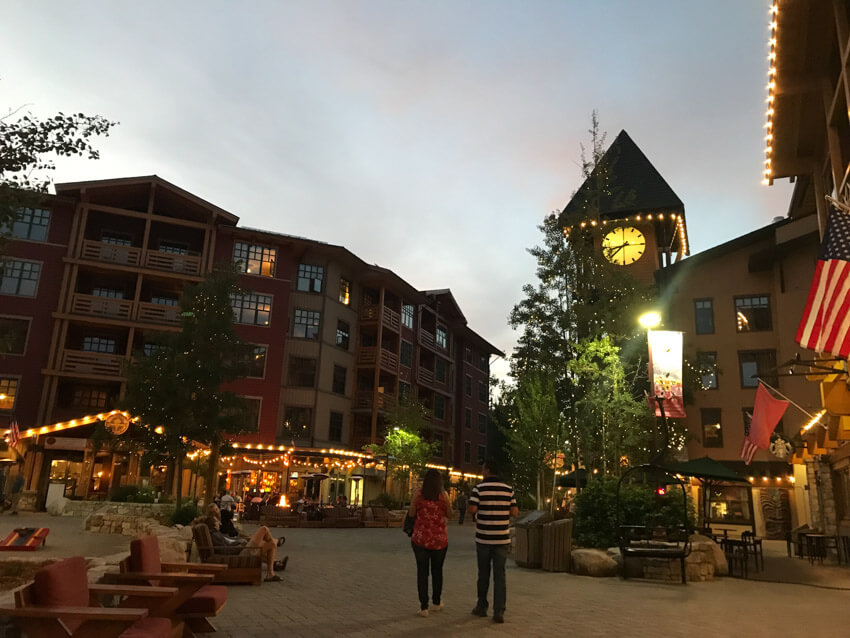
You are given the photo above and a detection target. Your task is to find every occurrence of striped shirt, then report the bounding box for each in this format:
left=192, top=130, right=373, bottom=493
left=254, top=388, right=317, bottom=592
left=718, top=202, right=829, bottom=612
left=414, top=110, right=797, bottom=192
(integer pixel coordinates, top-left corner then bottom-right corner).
left=470, top=477, right=516, bottom=545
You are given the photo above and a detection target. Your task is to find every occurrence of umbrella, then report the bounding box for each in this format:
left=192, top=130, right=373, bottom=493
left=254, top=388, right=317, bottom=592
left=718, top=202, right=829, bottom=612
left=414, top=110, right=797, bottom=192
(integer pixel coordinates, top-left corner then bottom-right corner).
left=556, top=468, right=588, bottom=488
left=309, top=473, right=329, bottom=481
left=661, top=456, right=749, bottom=483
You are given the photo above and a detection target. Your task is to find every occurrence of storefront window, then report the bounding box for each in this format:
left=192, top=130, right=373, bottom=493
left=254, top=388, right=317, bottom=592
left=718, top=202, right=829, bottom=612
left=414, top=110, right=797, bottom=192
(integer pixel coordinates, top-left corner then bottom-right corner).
left=707, top=485, right=752, bottom=524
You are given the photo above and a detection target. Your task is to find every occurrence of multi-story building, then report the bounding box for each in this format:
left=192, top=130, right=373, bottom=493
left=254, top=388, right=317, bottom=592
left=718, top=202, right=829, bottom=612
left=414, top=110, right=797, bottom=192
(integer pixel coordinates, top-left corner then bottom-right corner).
left=0, top=176, right=501, bottom=508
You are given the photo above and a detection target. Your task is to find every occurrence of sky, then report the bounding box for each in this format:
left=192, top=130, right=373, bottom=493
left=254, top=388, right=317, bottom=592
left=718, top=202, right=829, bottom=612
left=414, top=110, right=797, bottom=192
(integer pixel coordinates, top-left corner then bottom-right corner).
left=1, top=1, right=793, bottom=381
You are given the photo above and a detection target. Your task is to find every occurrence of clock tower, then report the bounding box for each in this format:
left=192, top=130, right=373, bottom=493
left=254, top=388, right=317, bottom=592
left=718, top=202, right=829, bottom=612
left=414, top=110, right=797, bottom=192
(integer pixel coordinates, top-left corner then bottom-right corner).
left=559, top=130, right=689, bottom=285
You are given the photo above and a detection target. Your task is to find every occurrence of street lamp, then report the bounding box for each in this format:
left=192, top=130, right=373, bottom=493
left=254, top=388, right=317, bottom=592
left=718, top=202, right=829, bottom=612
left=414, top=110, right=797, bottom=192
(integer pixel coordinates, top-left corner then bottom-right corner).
left=639, top=311, right=667, bottom=463
left=638, top=311, right=662, bottom=329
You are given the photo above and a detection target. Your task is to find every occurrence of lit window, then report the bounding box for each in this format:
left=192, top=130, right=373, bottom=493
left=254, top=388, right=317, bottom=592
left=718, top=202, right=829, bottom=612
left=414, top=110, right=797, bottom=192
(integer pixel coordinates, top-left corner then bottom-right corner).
left=231, top=293, right=272, bottom=326
left=247, top=345, right=267, bottom=378
left=293, top=309, right=320, bottom=339
left=297, top=264, right=324, bottom=293
left=336, top=320, right=350, bottom=349
left=701, top=408, right=723, bottom=448
left=0, top=378, right=18, bottom=410
left=339, top=278, right=351, bottom=305
left=735, top=296, right=771, bottom=332
left=8, top=208, right=50, bottom=241
left=0, top=260, right=41, bottom=297
left=696, top=352, right=718, bottom=390
left=234, top=242, right=276, bottom=277
left=402, top=304, right=414, bottom=329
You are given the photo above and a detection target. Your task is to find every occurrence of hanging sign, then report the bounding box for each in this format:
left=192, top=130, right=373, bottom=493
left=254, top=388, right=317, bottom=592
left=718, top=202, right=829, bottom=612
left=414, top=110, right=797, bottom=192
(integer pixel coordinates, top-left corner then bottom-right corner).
left=105, top=412, right=130, bottom=435
left=647, top=330, right=686, bottom=418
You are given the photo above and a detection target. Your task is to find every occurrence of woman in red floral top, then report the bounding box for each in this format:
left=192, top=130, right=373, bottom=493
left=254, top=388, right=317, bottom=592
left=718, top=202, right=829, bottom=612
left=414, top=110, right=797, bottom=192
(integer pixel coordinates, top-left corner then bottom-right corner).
left=408, top=468, right=450, bottom=617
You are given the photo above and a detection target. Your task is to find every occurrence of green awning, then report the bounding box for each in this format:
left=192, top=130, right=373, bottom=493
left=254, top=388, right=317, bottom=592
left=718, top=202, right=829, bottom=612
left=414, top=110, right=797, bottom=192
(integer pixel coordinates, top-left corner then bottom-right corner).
left=662, top=456, right=750, bottom=483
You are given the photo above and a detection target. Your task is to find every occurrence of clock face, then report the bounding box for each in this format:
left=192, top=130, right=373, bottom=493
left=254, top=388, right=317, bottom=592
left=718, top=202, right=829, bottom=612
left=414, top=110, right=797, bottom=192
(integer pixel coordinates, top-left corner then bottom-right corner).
left=602, top=227, right=646, bottom=265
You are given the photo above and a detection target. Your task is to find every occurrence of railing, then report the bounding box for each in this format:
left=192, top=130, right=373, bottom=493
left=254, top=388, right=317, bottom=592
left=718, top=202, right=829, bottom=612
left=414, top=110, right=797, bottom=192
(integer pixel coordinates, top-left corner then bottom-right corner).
left=419, top=330, right=435, bottom=350
left=81, top=240, right=141, bottom=266
left=418, top=367, right=434, bottom=386
left=60, top=349, right=124, bottom=377
left=71, top=293, right=133, bottom=320
left=354, top=391, right=398, bottom=411
left=358, top=347, right=399, bottom=371
left=136, top=301, right=181, bottom=324
left=144, top=250, right=201, bottom=276
left=383, top=307, right=400, bottom=331
left=360, top=305, right=380, bottom=322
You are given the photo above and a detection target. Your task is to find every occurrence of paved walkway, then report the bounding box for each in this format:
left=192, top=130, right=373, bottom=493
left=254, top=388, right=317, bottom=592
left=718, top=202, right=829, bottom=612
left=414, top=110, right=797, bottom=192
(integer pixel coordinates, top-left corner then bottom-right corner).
left=1, top=514, right=848, bottom=636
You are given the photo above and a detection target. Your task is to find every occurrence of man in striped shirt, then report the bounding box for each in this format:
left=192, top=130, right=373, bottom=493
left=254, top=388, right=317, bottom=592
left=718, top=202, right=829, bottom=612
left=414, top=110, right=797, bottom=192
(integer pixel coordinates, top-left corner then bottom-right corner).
left=467, top=459, right=518, bottom=624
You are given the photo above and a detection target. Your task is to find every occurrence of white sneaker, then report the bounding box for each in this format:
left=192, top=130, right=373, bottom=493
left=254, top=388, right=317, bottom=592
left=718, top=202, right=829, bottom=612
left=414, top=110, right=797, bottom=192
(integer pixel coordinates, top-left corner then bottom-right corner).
left=430, top=603, right=443, bottom=612
left=417, top=609, right=429, bottom=618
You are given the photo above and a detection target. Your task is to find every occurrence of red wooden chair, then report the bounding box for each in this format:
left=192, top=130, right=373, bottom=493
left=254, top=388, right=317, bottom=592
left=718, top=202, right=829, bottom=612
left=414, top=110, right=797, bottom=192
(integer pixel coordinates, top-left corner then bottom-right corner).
left=0, top=555, right=181, bottom=637
left=113, top=535, right=228, bottom=636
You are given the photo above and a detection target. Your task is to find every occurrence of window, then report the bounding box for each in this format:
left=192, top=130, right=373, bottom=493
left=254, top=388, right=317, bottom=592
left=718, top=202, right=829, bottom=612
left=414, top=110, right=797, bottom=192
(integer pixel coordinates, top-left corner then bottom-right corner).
left=0, top=318, right=29, bottom=355
left=92, top=287, right=124, bottom=299
left=708, top=485, right=752, bottom=525
left=72, top=387, right=108, bottom=409
left=242, top=398, right=261, bottom=433
left=0, top=378, right=18, bottom=410
left=399, top=382, right=412, bottom=400
left=101, top=230, right=132, bottom=246
left=293, top=309, right=320, bottom=339
left=434, top=395, right=446, bottom=420
left=433, top=433, right=444, bottom=458
left=735, top=296, right=771, bottom=332
left=402, top=304, right=414, bottom=329
left=435, top=359, right=447, bottom=383
left=464, top=441, right=471, bottom=463
left=478, top=413, right=487, bottom=433
left=297, top=264, right=323, bottom=293
left=158, top=240, right=188, bottom=255
left=478, top=380, right=488, bottom=403
left=738, top=350, right=777, bottom=388
left=281, top=407, right=313, bottom=441
left=436, top=325, right=447, bottom=349
left=329, top=412, right=343, bottom=442
left=465, top=375, right=472, bottom=397
left=696, top=352, right=718, bottom=390
left=465, top=408, right=472, bottom=429
left=0, top=260, right=40, bottom=297
left=231, top=293, right=271, bottom=326
left=82, top=336, right=115, bottom=353
left=247, top=346, right=267, bottom=378
left=464, top=347, right=472, bottom=363
left=9, top=208, right=50, bottom=241
left=336, top=320, right=350, bottom=350
left=742, top=407, right=783, bottom=436
left=339, top=278, right=350, bottom=305
left=288, top=357, right=317, bottom=388
left=701, top=408, right=723, bottom=448
left=478, top=354, right=489, bottom=372
left=400, top=341, right=413, bottom=367
left=151, top=295, right=179, bottom=306
left=694, top=299, right=714, bottom=334
left=332, top=365, right=347, bottom=395
left=478, top=445, right=487, bottom=464
left=233, top=242, right=276, bottom=277
left=143, top=343, right=168, bottom=357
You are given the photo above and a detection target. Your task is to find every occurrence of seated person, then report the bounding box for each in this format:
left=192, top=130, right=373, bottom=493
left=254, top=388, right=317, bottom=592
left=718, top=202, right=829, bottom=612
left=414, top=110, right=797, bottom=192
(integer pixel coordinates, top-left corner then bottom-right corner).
left=200, top=515, right=288, bottom=582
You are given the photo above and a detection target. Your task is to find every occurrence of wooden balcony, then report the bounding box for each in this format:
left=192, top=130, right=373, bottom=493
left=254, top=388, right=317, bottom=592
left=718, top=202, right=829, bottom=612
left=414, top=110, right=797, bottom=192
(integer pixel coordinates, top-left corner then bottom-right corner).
left=71, top=293, right=133, bottom=320
left=358, top=346, right=399, bottom=371
left=144, top=250, right=201, bottom=276
left=419, top=330, right=435, bottom=351
left=354, top=391, right=398, bottom=412
left=60, top=349, right=124, bottom=377
left=360, top=305, right=401, bottom=332
left=136, top=301, right=181, bottom=325
left=81, top=239, right=141, bottom=267
left=418, top=367, right=434, bottom=386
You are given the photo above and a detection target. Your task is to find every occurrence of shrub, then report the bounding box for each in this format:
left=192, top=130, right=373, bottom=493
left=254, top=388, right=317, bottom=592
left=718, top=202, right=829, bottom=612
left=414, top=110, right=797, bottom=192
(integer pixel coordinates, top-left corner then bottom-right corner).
left=170, top=502, right=200, bottom=526
left=110, top=485, right=158, bottom=503
left=369, top=493, right=401, bottom=509
left=572, top=476, right=695, bottom=549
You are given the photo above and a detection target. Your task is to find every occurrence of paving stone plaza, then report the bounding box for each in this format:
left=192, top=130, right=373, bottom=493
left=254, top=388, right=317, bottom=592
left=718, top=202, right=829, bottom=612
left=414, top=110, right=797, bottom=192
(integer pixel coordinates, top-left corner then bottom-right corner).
left=1, top=513, right=848, bottom=637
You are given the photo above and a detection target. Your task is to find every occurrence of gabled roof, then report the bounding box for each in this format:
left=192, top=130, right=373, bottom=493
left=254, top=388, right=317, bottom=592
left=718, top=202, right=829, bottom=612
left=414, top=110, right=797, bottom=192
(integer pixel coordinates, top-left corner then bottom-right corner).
left=423, top=289, right=467, bottom=325
left=560, top=130, right=684, bottom=222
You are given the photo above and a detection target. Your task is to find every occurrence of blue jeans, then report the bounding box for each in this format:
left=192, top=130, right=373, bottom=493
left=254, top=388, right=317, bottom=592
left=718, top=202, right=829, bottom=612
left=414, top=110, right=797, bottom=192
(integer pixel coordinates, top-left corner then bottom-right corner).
left=476, top=543, right=509, bottom=613
left=412, top=542, right=447, bottom=610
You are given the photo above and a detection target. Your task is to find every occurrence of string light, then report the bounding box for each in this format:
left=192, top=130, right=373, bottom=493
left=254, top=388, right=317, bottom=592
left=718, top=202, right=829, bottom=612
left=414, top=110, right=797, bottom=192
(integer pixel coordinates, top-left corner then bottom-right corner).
left=801, top=409, right=826, bottom=432
left=2, top=410, right=137, bottom=440
left=763, top=0, right=779, bottom=184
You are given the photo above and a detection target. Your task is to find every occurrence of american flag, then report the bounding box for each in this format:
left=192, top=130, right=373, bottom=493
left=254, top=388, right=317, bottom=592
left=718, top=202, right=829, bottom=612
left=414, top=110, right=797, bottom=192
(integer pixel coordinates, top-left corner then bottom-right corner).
left=8, top=416, right=20, bottom=449
left=796, top=206, right=850, bottom=356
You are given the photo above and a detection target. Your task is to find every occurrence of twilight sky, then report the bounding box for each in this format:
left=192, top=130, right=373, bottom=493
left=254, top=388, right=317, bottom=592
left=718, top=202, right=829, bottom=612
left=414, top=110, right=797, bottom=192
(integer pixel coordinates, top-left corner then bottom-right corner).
left=1, top=1, right=792, bottom=380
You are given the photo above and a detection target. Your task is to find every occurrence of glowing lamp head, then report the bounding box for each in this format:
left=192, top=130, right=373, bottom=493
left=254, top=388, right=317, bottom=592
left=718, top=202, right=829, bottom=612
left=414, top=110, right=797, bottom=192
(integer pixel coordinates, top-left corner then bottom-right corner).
left=639, top=312, right=662, bottom=329
left=655, top=487, right=666, bottom=496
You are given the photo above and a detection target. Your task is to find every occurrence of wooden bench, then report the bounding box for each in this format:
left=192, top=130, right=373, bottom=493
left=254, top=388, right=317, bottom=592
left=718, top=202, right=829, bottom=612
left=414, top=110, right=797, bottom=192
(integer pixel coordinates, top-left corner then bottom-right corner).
left=191, top=525, right=263, bottom=586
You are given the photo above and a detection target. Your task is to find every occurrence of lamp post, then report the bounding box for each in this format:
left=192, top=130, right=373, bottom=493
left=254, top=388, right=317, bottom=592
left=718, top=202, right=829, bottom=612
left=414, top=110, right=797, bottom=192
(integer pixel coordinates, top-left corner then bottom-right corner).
left=638, top=312, right=668, bottom=464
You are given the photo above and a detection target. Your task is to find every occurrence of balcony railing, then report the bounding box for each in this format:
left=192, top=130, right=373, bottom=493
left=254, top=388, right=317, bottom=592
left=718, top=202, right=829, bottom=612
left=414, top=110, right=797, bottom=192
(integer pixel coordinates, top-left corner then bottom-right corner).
left=358, top=346, right=399, bottom=371
left=136, top=301, right=181, bottom=325
left=360, top=305, right=401, bottom=332
left=419, top=330, right=435, bottom=351
left=71, top=293, right=133, bottom=320
left=81, top=240, right=141, bottom=266
left=418, top=368, right=434, bottom=386
left=144, top=250, right=201, bottom=276
left=354, top=391, right=398, bottom=411
left=383, top=307, right=400, bottom=331
left=60, top=349, right=124, bottom=377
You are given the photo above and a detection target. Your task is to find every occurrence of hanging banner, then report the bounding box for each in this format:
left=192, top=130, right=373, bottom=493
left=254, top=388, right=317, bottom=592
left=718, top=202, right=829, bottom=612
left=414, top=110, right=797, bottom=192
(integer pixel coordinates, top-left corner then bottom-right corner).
left=647, top=330, right=686, bottom=418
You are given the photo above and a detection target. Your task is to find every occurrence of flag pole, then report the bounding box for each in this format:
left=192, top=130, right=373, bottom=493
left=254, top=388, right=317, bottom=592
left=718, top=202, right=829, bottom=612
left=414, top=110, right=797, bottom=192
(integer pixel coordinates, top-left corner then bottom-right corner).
left=756, top=377, right=817, bottom=420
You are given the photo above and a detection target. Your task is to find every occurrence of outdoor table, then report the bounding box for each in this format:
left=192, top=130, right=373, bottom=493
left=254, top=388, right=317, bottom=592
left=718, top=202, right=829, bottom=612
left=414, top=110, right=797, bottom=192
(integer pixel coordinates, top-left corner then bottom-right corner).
left=719, top=538, right=749, bottom=578
left=806, top=534, right=841, bottom=565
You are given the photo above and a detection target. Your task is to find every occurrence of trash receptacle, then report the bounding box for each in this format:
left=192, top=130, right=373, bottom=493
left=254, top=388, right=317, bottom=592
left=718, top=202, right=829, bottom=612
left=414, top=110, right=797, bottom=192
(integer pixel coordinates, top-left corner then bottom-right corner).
left=542, top=518, right=573, bottom=572
left=513, top=510, right=552, bottom=568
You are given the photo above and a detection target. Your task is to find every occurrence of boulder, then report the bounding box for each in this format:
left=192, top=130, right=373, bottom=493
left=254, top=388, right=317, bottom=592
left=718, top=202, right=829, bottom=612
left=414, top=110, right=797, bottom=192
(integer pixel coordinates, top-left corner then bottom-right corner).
left=571, top=549, right=618, bottom=577
left=157, top=534, right=189, bottom=563
left=707, top=539, right=729, bottom=576
left=46, top=496, right=69, bottom=516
